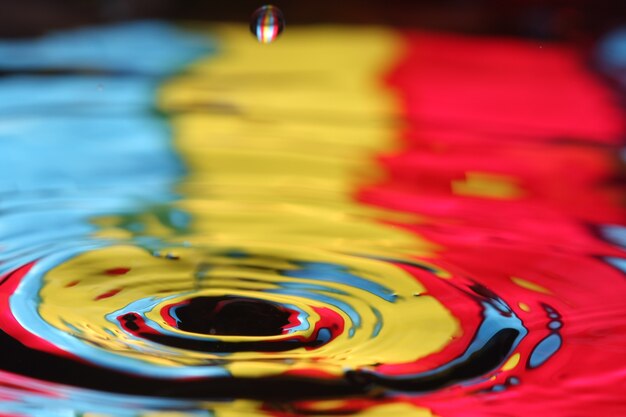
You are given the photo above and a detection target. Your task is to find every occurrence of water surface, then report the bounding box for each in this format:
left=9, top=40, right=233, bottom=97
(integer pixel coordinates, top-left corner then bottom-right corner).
left=0, top=22, right=624, bottom=417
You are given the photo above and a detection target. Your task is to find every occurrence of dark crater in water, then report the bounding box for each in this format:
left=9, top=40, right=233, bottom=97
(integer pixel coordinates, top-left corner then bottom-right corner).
left=175, top=296, right=291, bottom=337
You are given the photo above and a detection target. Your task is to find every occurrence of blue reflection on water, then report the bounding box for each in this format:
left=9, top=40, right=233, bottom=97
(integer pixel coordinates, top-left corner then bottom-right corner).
left=0, top=22, right=211, bottom=276
left=0, top=22, right=213, bottom=415
left=0, top=21, right=210, bottom=74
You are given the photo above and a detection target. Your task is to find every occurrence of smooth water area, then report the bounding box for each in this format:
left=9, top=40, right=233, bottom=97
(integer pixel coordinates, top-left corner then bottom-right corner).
left=0, top=22, right=624, bottom=417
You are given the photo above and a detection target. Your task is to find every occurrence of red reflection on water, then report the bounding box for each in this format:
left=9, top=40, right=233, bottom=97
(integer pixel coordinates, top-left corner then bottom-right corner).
left=356, top=32, right=626, bottom=417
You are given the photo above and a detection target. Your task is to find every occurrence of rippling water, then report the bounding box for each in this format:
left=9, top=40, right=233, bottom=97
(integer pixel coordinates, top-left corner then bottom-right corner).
left=0, top=22, right=625, bottom=417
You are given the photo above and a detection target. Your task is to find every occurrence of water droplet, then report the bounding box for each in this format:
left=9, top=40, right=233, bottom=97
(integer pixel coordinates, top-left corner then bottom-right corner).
left=250, top=5, right=285, bottom=44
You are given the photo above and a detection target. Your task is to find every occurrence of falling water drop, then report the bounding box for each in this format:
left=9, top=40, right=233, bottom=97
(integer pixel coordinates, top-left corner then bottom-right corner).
left=250, top=5, right=285, bottom=44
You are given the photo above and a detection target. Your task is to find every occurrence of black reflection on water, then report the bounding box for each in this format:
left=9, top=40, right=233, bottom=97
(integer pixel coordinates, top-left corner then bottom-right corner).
left=175, top=296, right=291, bottom=337
left=0, top=264, right=525, bottom=399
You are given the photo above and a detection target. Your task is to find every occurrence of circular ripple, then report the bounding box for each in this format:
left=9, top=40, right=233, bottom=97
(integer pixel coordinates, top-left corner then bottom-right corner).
left=0, top=241, right=551, bottom=398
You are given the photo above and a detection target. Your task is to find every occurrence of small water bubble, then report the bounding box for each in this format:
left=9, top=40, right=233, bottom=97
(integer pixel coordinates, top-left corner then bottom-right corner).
left=250, top=5, right=285, bottom=44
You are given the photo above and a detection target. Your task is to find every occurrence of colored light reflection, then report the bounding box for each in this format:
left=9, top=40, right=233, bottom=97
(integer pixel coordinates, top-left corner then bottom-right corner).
left=0, top=21, right=623, bottom=417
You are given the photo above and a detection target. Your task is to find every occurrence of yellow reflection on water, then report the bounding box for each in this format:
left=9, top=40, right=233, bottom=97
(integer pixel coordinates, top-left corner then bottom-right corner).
left=160, top=26, right=433, bottom=259
left=41, top=26, right=460, bottom=380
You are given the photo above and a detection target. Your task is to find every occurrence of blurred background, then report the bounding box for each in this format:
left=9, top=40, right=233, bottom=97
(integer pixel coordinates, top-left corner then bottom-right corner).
left=1, top=0, right=625, bottom=42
